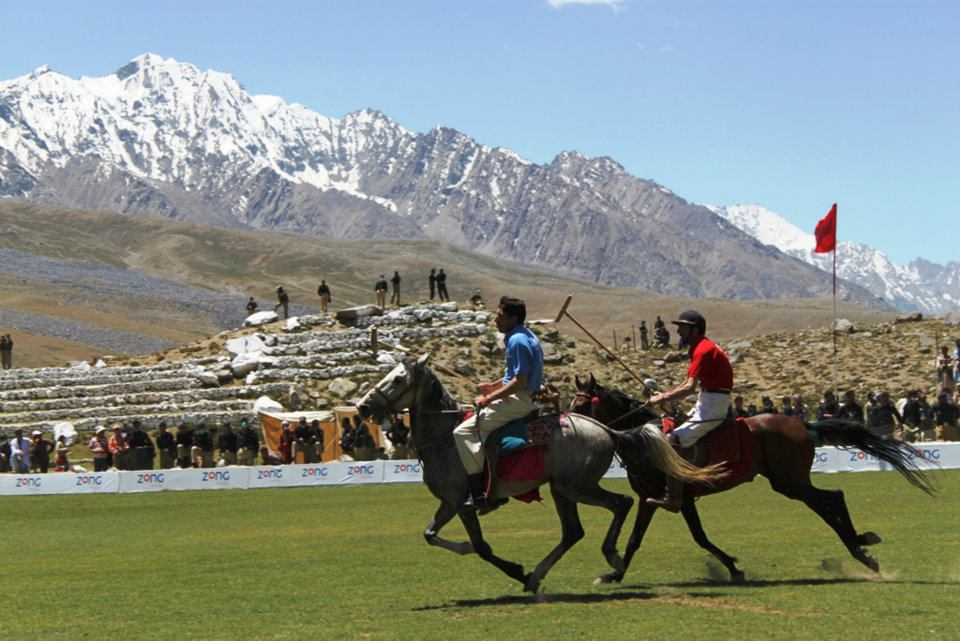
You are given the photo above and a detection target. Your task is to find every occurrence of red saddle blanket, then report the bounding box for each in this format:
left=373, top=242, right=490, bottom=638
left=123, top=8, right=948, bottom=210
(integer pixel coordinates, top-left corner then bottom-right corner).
left=487, top=413, right=572, bottom=503
left=662, top=416, right=754, bottom=495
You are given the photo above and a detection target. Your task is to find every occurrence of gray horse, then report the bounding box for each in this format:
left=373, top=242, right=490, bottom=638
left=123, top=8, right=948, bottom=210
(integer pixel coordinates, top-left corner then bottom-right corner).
left=356, top=354, right=722, bottom=592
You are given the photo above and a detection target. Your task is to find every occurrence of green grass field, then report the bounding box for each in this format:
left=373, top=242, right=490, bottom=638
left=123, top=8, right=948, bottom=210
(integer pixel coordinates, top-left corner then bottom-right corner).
left=3, top=470, right=958, bottom=641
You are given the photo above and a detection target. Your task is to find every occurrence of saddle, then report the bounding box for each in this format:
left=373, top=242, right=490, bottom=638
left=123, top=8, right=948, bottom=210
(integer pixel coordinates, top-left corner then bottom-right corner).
left=480, top=412, right=572, bottom=503
left=662, top=416, right=754, bottom=495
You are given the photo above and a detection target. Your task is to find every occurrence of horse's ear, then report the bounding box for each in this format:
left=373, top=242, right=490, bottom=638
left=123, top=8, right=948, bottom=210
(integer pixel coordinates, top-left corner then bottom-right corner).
left=416, top=352, right=431, bottom=367
left=589, top=373, right=597, bottom=387
left=574, top=374, right=582, bottom=390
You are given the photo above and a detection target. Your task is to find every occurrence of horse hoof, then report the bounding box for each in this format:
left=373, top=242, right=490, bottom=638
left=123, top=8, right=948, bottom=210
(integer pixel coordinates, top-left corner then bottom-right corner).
left=859, top=532, right=882, bottom=547
left=866, top=556, right=880, bottom=573
left=594, top=572, right=623, bottom=585
left=730, top=571, right=746, bottom=584
left=523, top=574, right=541, bottom=594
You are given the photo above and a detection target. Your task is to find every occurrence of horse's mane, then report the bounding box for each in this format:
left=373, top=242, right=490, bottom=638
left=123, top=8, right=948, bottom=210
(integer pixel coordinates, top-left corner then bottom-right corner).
left=601, top=384, right=643, bottom=409
left=421, top=365, right=461, bottom=413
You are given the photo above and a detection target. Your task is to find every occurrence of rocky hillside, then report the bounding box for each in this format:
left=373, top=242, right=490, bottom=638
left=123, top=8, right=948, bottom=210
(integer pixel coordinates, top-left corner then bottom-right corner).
left=3, top=298, right=951, bottom=440
left=0, top=54, right=885, bottom=307
left=0, top=202, right=896, bottom=367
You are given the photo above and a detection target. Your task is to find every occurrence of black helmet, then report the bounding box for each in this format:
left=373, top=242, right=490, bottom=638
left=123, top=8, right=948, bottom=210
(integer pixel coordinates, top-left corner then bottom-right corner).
left=671, top=309, right=706, bottom=335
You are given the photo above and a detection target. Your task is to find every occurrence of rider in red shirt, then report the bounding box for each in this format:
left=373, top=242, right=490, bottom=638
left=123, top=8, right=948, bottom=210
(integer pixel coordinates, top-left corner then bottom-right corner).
left=645, top=310, right=733, bottom=512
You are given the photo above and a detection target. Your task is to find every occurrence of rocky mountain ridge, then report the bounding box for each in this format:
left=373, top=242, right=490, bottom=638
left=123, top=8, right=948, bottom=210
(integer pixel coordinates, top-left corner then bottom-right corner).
left=709, top=204, right=959, bottom=315
left=0, top=53, right=885, bottom=307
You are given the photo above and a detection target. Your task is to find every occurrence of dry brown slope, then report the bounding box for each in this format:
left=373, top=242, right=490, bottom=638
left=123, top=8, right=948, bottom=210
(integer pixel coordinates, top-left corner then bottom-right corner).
left=1, top=201, right=896, bottom=366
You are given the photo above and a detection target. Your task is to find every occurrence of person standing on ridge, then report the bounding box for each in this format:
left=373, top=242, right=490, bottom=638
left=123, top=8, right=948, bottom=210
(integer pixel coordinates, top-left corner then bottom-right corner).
left=375, top=275, right=388, bottom=308
left=436, top=269, right=449, bottom=301
left=390, top=271, right=402, bottom=307
left=317, top=280, right=332, bottom=315
left=274, top=286, right=290, bottom=320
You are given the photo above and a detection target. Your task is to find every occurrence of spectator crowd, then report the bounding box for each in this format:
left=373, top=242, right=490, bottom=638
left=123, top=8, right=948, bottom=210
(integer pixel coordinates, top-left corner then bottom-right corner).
left=727, top=386, right=960, bottom=443
left=0, top=414, right=413, bottom=474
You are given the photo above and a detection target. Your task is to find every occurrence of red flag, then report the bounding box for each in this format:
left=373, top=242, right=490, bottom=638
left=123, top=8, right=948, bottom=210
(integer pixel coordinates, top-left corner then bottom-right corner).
left=814, top=203, right=837, bottom=253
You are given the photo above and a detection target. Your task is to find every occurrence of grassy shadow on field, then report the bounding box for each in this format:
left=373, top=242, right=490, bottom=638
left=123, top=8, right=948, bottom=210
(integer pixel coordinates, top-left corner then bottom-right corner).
left=412, top=588, right=702, bottom=610
left=616, top=576, right=960, bottom=590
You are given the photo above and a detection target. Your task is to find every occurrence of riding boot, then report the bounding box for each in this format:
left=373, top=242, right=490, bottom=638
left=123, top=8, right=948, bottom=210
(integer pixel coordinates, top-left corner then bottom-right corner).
left=645, top=474, right=683, bottom=513
left=461, top=472, right=508, bottom=514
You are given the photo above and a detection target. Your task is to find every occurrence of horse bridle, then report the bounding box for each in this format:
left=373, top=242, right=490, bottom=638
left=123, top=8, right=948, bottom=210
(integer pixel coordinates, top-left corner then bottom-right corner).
left=366, top=371, right=463, bottom=456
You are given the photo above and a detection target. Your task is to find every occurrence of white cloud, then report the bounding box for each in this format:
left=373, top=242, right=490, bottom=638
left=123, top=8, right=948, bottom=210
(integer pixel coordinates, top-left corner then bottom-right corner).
left=659, top=44, right=676, bottom=53
left=546, top=0, right=624, bottom=10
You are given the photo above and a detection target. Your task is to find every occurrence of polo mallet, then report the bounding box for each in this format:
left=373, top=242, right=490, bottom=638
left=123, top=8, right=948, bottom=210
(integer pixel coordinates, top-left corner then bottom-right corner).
left=554, top=295, right=652, bottom=395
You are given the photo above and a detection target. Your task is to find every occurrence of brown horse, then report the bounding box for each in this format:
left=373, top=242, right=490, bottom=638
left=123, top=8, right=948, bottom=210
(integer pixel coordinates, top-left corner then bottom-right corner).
left=571, top=374, right=936, bottom=583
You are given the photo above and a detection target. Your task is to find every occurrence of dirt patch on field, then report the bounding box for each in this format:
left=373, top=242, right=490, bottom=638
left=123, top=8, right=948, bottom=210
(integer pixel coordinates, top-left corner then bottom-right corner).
left=653, top=594, right=824, bottom=617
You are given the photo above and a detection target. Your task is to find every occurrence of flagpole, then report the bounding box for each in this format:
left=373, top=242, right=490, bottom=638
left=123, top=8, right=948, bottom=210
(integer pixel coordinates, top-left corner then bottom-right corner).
left=814, top=203, right=839, bottom=397
left=832, top=243, right=838, bottom=397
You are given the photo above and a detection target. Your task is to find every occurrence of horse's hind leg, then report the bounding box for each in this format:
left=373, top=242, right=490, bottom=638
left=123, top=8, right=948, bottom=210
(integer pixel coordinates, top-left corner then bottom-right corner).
left=555, top=482, right=633, bottom=580
left=774, top=482, right=880, bottom=573
left=457, top=510, right=527, bottom=588
left=680, top=496, right=745, bottom=583
left=424, top=502, right=473, bottom=555
left=597, top=500, right=656, bottom=584
left=523, top=486, right=587, bottom=594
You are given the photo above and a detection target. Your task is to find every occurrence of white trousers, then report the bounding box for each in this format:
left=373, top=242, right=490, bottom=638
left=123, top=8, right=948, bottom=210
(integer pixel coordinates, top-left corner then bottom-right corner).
left=454, top=392, right=536, bottom=475
left=672, top=392, right=732, bottom=448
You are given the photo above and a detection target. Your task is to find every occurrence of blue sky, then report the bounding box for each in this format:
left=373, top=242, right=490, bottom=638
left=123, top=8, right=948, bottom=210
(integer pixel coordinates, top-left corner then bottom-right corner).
left=2, top=0, right=957, bottom=265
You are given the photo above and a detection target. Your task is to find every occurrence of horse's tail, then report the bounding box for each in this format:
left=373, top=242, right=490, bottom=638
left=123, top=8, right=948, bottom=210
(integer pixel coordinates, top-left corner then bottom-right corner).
left=808, top=418, right=938, bottom=495
left=606, top=424, right=726, bottom=486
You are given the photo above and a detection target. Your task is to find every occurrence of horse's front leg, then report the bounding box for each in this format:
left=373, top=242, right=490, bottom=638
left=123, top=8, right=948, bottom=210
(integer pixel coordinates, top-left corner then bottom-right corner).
left=522, top=485, right=587, bottom=594
left=597, top=500, right=657, bottom=584
left=680, top=494, right=745, bottom=583
left=458, top=509, right=527, bottom=588
left=424, top=502, right=473, bottom=555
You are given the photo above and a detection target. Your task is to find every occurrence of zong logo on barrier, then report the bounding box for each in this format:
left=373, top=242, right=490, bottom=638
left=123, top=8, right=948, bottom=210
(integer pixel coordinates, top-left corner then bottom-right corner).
left=136, top=473, right=164, bottom=485
left=16, top=477, right=42, bottom=488
left=257, top=469, right=283, bottom=480
left=346, top=464, right=375, bottom=476
left=76, top=475, right=105, bottom=486
left=202, top=471, right=231, bottom=482
left=301, top=467, right=329, bottom=477
left=393, top=463, right=421, bottom=474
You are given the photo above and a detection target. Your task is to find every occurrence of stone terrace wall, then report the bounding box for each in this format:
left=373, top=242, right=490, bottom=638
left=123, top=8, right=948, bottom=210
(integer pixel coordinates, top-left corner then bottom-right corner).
left=0, top=303, right=491, bottom=435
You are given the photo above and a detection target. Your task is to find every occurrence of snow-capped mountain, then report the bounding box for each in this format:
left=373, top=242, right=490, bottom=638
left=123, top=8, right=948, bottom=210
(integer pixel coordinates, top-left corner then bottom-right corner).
left=708, top=204, right=959, bottom=314
left=0, top=53, right=886, bottom=307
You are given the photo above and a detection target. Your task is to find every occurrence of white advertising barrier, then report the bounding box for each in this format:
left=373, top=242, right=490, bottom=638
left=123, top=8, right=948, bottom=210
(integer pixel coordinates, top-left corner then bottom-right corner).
left=248, top=462, right=388, bottom=487
left=382, top=460, right=424, bottom=483
left=5, top=444, right=960, bottom=496
left=118, top=468, right=250, bottom=493
left=834, top=442, right=960, bottom=474
left=604, top=457, right=628, bottom=479
left=327, top=460, right=385, bottom=485
left=277, top=463, right=339, bottom=488
left=811, top=447, right=839, bottom=474
left=248, top=466, right=293, bottom=489
left=0, top=471, right=120, bottom=496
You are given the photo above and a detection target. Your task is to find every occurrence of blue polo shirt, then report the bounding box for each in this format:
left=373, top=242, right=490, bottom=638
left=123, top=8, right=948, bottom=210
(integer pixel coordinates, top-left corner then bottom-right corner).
left=502, top=325, right=544, bottom=392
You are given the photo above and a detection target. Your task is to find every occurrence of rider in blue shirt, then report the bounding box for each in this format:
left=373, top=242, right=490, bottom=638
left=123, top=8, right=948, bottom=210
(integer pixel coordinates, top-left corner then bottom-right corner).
left=453, top=297, right=543, bottom=513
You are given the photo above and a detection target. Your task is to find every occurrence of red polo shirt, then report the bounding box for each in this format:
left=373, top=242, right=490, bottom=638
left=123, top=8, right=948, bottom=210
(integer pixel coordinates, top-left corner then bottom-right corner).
left=687, top=336, right=733, bottom=390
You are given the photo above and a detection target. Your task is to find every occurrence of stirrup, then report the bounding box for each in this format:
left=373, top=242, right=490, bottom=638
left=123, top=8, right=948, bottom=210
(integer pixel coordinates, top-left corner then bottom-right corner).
left=460, top=493, right=508, bottom=515
left=645, top=493, right=681, bottom=513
